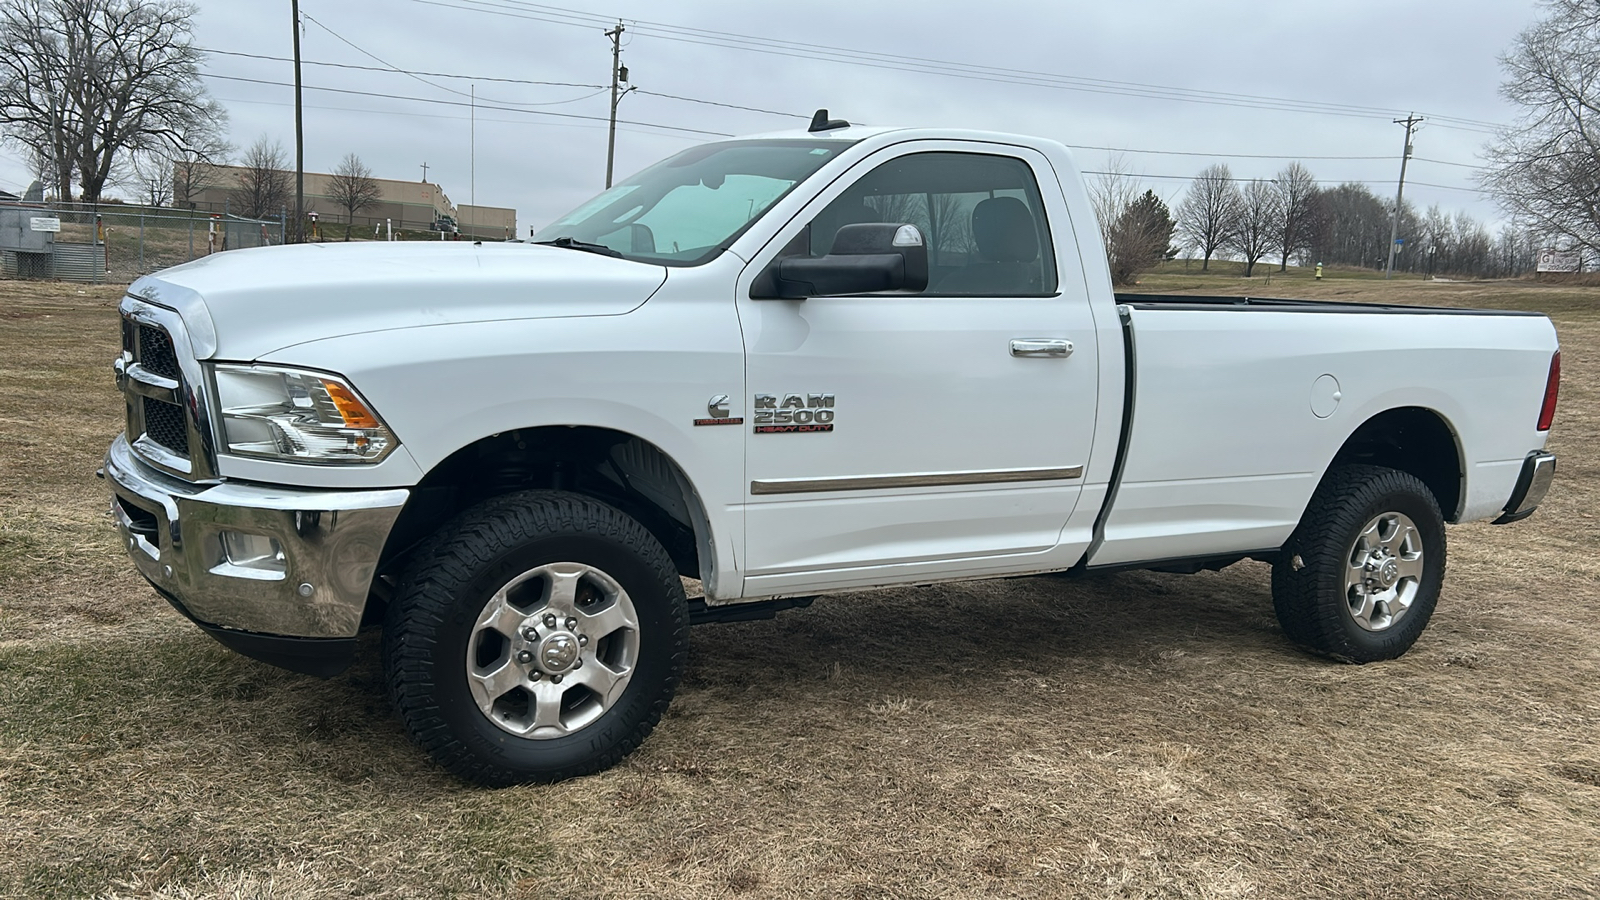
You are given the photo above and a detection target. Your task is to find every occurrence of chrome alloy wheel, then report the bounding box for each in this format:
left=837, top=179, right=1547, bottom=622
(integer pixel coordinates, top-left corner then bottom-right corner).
left=466, top=562, right=641, bottom=738
left=1343, top=512, right=1425, bottom=632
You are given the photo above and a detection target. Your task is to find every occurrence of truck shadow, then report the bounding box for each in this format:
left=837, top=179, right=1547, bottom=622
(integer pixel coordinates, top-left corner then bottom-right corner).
left=686, top=563, right=1291, bottom=683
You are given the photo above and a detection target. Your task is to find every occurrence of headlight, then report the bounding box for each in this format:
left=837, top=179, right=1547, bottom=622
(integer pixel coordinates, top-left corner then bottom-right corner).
left=212, top=364, right=397, bottom=464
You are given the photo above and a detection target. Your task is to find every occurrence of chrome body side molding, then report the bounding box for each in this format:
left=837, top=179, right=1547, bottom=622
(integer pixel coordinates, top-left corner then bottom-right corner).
left=751, top=465, right=1084, bottom=495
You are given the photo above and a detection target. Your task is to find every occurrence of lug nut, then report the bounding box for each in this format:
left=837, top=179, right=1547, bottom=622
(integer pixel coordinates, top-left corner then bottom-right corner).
left=551, top=674, right=563, bottom=684
left=565, top=617, right=577, bottom=630
left=529, top=671, right=541, bottom=681
left=543, top=613, right=557, bottom=627
left=573, top=658, right=583, bottom=668
left=577, top=634, right=589, bottom=646
left=521, top=626, right=538, bottom=640
left=515, top=650, right=534, bottom=664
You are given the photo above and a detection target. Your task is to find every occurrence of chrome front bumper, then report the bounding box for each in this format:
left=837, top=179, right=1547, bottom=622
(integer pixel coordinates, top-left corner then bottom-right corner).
left=1493, top=450, right=1557, bottom=525
left=105, top=434, right=409, bottom=641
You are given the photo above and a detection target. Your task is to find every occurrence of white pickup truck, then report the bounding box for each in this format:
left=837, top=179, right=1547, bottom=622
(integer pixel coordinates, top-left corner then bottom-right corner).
left=105, top=113, right=1561, bottom=785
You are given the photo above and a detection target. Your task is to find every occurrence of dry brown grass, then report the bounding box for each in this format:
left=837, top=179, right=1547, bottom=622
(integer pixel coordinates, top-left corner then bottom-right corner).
left=1, top=275, right=1597, bottom=899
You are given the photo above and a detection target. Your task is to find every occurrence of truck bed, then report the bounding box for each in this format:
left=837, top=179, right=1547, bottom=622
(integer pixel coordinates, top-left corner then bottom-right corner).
left=1086, top=293, right=1557, bottom=568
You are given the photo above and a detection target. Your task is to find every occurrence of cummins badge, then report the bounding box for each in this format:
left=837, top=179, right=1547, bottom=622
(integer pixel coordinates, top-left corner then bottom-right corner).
left=694, top=394, right=742, bottom=426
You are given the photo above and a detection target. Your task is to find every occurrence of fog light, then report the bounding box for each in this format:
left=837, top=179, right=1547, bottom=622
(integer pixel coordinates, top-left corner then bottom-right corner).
left=220, top=530, right=285, bottom=575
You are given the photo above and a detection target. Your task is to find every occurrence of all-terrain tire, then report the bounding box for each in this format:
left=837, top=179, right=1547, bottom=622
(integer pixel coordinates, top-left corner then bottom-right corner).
left=383, top=490, right=689, bottom=786
left=1271, top=464, right=1447, bottom=663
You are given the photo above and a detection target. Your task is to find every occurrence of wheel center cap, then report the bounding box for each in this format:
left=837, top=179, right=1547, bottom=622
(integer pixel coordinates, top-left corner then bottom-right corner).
left=1378, top=559, right=1399, bottom=588
left=538, top=633, right=580, bottom=672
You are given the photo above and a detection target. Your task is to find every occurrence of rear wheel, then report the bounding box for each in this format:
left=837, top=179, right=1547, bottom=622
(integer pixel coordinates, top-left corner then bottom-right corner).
left=1271, top=465, right=1446, bottom=662
left=384, top=491, right=688, bottom=786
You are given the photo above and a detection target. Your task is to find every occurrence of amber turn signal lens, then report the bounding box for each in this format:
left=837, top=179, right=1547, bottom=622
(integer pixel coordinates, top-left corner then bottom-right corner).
left=323, top=380, right=381, bottom=429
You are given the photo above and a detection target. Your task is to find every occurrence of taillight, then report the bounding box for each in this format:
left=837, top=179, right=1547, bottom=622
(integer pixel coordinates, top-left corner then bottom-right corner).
left=1537, top=350, right=1560, bottom=431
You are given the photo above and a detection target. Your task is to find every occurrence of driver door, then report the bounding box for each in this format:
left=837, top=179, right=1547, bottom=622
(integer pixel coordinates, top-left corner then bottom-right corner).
left=735, top=143, right=1101, bottom=596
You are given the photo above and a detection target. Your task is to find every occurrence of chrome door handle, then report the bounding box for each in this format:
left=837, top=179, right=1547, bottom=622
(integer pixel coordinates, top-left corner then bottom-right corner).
left=1010, top=339, right=1073, bottom=358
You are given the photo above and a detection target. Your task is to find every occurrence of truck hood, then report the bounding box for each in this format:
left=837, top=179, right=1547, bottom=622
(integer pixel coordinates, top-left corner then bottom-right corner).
left=128, top=241, right=668, bottom=361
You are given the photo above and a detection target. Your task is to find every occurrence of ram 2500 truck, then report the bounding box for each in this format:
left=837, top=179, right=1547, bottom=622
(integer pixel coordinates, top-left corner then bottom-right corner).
left=105, top=114, right=1560, bottom=785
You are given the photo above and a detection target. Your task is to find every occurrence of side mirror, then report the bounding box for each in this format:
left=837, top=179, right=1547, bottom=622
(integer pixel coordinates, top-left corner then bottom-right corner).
left=753, top=223, right=929, bottom=299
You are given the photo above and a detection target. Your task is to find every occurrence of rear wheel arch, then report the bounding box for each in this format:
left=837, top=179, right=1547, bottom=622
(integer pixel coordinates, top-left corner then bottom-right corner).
left=1326, top=407, right=1464, bottom=522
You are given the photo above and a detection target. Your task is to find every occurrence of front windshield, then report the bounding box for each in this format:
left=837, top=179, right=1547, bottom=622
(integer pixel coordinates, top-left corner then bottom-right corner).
left=532, top=139, right=855, bottom=265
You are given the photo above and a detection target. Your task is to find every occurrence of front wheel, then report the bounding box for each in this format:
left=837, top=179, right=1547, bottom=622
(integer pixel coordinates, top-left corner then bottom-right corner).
left=1271, top=465, right=1447, bottom=663
left=384, top=491, right=689, bottom=786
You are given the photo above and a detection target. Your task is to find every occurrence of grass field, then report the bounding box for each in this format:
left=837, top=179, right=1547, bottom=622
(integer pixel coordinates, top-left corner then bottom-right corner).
left=1, top=274, right=1596, bottom=899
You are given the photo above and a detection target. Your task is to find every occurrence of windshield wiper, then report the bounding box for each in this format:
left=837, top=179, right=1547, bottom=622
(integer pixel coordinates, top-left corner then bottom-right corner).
left=534, top=236, right=623, bottom=258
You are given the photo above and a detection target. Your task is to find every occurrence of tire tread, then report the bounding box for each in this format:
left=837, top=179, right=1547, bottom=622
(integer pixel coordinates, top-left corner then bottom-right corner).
left=1272, top=465, right=1446, bottom=663
left=383, top=490, right=688, bottom=786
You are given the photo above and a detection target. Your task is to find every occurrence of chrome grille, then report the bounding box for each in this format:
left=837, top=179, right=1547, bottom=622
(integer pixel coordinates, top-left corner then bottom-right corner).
left=117, top=296, right=216, bottom=481
left=142, top=395, right=190, bottom=455
left=136, top=325, right=181, bottom=380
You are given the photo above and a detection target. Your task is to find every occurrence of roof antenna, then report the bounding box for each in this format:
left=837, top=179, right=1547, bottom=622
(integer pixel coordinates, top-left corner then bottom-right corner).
left=808, top=108, right=849, bottom=132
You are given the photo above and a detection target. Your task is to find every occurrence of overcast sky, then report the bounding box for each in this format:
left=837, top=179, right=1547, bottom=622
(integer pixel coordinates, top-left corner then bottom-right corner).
left=0, top=0, right=1544, bottom=235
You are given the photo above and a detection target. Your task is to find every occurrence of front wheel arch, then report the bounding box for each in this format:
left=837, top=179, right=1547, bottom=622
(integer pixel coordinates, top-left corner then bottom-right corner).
left=376, top=426, right=719, bottom=597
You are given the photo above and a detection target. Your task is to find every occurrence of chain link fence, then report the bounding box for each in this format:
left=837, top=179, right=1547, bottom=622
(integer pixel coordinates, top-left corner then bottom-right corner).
left=1, top=200, right=285, bottom=284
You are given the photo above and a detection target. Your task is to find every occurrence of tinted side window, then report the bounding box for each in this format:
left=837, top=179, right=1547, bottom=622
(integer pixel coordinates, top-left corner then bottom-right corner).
left=808, top=152, right=1057, bottom=295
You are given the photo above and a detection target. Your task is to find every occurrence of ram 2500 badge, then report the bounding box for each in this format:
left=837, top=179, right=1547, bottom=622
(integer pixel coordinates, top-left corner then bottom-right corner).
left=105, top=111, right=1560, bottom=785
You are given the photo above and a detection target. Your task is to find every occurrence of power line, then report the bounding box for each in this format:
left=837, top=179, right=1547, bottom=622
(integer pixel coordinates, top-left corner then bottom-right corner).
left=410, top=0, right=1505, bottom=129
left=213, top=93, right=708, bottom=142
left=201, top=47, right=803, bottom=117
left=1073, top=145, right=1392, bottom=161
left=631, top=89, right=807, bottom=120
left=200, top=71, right=732, bottom=137
left=297, top=11, right=609, bottom=111
left=300, top=10, right=475, bottom=104
left=1082, top=170, right=1485, bottom=194
left=197, top=46, right=1488, bottom=168
left=204, top=75, right=1486, bottom=191
left=1412, top=157, right=1484, bottom=170
left=1071, top=144, right=1485, bottom=170
left=200, top=47, right=604, bottom=90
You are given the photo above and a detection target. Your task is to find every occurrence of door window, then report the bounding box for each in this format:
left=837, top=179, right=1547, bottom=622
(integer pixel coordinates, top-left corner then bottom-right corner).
left=807, top=152, right=1057, bottom=295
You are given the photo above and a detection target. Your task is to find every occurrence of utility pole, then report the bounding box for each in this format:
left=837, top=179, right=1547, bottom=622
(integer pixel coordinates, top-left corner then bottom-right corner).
left=604, top=21, right=633, bottom=188
left=291, top=0, right=305, bottom=243
left=1384, top=114, right=1423, bottom=279
left=469, top=84, right=475, bottom=238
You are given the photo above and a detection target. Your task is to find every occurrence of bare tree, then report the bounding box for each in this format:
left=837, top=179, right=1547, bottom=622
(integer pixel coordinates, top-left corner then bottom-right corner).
left=1271, top=162, right=1317, bottom=271
left=326, top=152, right=382, bottom=240
left=127, top=151, right=171, bottom=206
left=928, top=192, right=976, bottom=259
left=0, top=0, right=226, bottom=203
left=1421, top=202, right=1454, bottom=276
left=1480, top=0, right=1600, bottom=253
left=1226, top=179, right=1282, bottom=277
left=230, top=135, right=289, bottom=220
left=1453, top=210, right=1493, bottom=276
left=1309, top=182, right=1420, bottom=271
left=170, top=147, right=226, bottom=209
left=25, top=147, right=57, bottom=199
left=1088, top=153, right=1143, bottom=252
left=1176, top=164, right=1241, bottom=270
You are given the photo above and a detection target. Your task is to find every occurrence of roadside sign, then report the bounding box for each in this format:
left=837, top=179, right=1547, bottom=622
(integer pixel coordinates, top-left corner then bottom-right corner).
left=29, top=217, right=61, bottom=233
left=1537, top=249, right=1582, bottom=273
